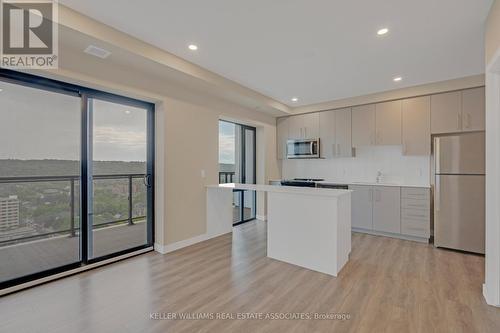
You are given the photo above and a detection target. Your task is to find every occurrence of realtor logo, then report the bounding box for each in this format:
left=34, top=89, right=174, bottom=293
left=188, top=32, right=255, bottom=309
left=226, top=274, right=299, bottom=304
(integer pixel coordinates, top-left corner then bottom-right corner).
left=1, top=0, right=58, bottom=68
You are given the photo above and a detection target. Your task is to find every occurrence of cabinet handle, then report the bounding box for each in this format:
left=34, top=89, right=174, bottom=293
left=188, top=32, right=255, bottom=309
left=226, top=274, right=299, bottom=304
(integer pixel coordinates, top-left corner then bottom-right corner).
left=406, top=213, right=426, bottom=218
left=457, top=113, right=461, bottom=130
left=435, top=177, right=440, bottom=212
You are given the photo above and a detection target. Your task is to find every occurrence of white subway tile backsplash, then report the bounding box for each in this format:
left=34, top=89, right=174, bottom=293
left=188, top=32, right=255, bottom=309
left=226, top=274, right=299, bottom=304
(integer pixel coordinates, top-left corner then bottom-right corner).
left=282, top=146, right=430, bottom=186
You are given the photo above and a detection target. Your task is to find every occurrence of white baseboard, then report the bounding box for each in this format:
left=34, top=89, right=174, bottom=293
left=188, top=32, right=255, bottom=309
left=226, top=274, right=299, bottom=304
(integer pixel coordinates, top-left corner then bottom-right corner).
left=256, top=215, right=267, bottom=221
left=154, top=231, right=231, bottom=254
left=483, top=283, right=500, bottom=307
left=352, top=228, right=429, bottom=243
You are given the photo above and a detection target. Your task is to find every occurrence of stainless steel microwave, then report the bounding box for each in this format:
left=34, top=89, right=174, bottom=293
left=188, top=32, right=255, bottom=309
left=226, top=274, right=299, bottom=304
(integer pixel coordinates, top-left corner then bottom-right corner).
left=287, top=139, right=320, bottom=159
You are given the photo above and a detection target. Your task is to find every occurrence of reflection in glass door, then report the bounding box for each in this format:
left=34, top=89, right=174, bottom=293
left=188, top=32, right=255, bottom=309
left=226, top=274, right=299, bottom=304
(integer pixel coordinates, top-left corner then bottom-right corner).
left=218, top=120, right=256, bottom=225
left=88, top=98, right=153, bottom=260
left=0, top=78, right=82, bottom=287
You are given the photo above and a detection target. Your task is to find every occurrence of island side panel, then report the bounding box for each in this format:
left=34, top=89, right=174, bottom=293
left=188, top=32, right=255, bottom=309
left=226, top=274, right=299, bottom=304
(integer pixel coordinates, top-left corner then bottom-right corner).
left=206, top=187, right=233, bottom=238
left=336, top=192, right=351, bottom=274
left=267, top=191, right=339, bottom=276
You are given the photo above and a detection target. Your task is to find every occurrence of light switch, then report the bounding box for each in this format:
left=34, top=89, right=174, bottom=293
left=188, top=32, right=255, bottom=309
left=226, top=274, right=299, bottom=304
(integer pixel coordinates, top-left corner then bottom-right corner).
left=201, top=169, right=206, bottom=178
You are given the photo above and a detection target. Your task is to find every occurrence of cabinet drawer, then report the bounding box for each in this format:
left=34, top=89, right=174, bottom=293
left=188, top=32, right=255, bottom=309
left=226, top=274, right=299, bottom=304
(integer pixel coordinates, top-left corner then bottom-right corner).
left=401, top=218, right=430, bottom=238
left=401, top=187, right=430, bottom=200
left=401, top=208, right=430, bottom=220
left=401, top=198, right=430, bottom=210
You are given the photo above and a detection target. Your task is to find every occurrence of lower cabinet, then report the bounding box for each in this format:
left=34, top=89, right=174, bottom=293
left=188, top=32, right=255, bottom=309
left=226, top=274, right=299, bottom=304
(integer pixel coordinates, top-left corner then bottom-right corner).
left=351, top=185, right=373, bottom=229
left=373, top=187, right=401, bottom=234
left=350, top=185, right=430, bottom=241
left=401, top=187, right=431, bottom=238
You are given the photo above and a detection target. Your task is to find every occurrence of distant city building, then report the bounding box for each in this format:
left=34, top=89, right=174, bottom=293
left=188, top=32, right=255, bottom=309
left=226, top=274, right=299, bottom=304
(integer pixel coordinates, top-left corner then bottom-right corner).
left=0, top=195, right=20, bottom=231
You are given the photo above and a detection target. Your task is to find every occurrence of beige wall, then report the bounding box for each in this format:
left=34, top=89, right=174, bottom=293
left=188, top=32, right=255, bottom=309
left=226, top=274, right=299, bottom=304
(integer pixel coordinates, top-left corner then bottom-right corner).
left=486, top=0, right=500, bottom=65
left=162, top=96, right=279, bottom=244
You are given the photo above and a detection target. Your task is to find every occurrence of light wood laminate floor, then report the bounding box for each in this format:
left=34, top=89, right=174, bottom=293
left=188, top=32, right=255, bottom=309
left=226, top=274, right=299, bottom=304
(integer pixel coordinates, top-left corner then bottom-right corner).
left=1, top=220, right=499, bottom=333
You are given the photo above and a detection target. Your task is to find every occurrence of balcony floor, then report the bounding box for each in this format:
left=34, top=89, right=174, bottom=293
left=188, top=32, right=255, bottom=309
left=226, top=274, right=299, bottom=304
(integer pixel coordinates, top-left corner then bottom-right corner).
left=0, top=222, right=147, bottom=283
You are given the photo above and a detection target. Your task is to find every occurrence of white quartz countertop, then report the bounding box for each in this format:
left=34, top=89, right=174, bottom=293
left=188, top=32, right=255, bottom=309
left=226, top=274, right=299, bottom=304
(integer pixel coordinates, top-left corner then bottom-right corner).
left=207, top=183, right=352, bottom=197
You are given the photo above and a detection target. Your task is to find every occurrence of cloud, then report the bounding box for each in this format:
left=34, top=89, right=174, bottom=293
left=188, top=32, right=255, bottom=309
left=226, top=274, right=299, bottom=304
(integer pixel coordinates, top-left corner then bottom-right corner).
left=219, top=133, right=235, bottom=164
left=94, top=126, right=146, bottom=147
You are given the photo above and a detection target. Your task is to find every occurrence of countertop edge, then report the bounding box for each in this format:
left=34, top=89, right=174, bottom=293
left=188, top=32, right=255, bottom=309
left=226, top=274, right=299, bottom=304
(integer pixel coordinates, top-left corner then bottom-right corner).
left=207, top=183, right=352, bottom=197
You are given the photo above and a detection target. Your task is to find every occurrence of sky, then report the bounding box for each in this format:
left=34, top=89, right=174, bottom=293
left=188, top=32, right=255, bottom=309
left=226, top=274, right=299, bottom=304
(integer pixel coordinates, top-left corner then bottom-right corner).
left=218, top=121, right=235, bottom=164
left=0, top=80, right=147, bottom=162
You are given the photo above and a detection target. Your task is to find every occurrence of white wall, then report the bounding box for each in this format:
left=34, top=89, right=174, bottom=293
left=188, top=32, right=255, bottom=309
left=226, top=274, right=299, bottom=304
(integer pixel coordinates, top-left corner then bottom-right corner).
left=282, top=146, right=430, bottom=186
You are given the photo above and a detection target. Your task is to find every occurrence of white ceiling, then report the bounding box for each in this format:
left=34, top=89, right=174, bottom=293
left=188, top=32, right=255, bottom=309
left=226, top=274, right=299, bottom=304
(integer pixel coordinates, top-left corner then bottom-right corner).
left=59, top=0, right=492, bottom=107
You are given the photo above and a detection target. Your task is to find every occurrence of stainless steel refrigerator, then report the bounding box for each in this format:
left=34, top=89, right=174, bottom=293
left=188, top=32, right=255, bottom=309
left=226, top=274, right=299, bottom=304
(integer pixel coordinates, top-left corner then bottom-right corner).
left=434, top=132, right=485, bottom=254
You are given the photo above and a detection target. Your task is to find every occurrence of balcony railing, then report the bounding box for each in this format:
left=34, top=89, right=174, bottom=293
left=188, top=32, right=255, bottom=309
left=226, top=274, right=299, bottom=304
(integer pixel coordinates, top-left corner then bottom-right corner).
left=219, top=171, right=235, bottom=184
left=0, top=173, right=147, bottom=246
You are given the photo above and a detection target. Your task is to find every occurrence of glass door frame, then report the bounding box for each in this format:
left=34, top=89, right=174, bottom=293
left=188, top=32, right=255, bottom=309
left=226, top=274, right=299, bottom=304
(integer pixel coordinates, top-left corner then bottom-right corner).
left=82, top=93, right=155, bottom=264
left=0, top=69, right=155, bottom=290
left=237, top=124, right=257, bottom=225
left=219, top=120, right=256, bottom=226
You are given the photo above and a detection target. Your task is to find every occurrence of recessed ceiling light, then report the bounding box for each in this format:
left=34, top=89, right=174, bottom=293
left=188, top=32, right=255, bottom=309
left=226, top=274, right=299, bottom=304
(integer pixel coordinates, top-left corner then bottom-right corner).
left=377, top=28, right=389, bottom=36
left=291, top=97, right=299, bottom=103
left=0, top=89, right=3, bottom=92
left=188, top=44, right=198, bottom=51
left=84, top=45, right=111, bottom=59
left=393, top=76, right=402, bottom=82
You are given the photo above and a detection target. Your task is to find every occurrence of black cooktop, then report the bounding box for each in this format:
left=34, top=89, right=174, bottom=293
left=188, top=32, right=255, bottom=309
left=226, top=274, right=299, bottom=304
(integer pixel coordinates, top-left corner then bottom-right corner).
left=280, top=178, right=325, bottom=187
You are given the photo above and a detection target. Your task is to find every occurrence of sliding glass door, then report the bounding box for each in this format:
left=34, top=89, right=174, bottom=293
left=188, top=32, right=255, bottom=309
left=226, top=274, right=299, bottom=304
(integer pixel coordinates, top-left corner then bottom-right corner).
left=87, top=97, right=154, bottom=261
left=0, top=70, right=154, bottom=290
left=0, top=78, right=82, bottom=285
left=218, top=120, right=256, bottom=225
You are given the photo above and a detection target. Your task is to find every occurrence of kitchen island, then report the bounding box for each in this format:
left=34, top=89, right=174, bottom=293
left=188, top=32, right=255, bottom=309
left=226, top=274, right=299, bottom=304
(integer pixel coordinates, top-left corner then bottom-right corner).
left=206, top=183, right=352, bottom=276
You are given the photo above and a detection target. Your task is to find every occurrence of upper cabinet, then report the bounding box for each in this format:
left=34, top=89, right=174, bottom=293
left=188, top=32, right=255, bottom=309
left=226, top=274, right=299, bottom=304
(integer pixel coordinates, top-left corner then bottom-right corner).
left=431, top=89, right=485, bottom=134
left=375, top=100, right=402, bottom=145
left=319, top=110, right=336, bottom=158
left=461, top=87, right=485, bottom=132
left=352, top=104, right=376, bottom=147
left=402, top=96, right=431, bottom=155
left=335, top=108, right=353, bottom=157
left=276, top=87, right=484, bottom=160
left=276, top=117, right=289, bottom=160
left=288, top=112, right=319, bottom=139
left=319, top=108, right=352, bottom=158
left=430, top=91, right=462, bottom=134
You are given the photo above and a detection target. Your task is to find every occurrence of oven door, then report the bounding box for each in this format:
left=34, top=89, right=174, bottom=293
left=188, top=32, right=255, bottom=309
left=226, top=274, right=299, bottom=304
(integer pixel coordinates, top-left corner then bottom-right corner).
left=287, top=139, right=320, bottom=159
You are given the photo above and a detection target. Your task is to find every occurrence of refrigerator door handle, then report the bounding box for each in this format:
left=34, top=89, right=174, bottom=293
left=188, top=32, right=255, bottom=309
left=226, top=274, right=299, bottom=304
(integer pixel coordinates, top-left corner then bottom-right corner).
left=435, top=137, right=441, bottom=174
left=435, top=177, right=440, bottom=212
